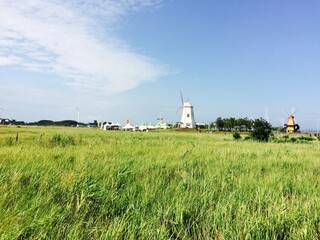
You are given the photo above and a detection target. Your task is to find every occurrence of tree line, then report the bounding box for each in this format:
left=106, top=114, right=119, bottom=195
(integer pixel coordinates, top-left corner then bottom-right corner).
left=6, top=120, right=98, bottom=127
left=211, top=117, right=273, bottom=141
left=210, top=117, right=254, bottom=131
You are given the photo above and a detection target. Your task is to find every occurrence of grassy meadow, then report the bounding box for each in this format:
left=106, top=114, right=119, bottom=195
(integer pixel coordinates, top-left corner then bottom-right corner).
left=0, top=126, right=319, bottom=239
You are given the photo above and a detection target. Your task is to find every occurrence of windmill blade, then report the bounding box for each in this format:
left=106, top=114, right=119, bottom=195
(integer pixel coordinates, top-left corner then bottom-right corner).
left=284, top=111, right=289, bottom=116
left=0, top=105, right=3, bottom=118
left=185, top=98, right=190, bottom=103
left=180, top=91, right=184, bottom=105
left=291, top=110, right=297, bottom=116
left=176, top=105, right=183, bottom=113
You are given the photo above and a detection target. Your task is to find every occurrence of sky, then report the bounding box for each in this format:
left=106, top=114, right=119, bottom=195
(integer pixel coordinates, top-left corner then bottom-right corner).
left=0, top=0, right=319, bottom=129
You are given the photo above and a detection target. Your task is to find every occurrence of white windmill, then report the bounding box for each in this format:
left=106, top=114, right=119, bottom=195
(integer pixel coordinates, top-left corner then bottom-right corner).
left=176, top=91, right=196, bottom=128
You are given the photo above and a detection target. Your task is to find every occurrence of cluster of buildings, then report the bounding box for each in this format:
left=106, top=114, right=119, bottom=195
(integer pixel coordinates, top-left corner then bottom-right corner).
left=100, top=96, right=196, bottom=131
left=0, top=118, right=13, bottom=125
left=100, top=120, right=171, bottom=131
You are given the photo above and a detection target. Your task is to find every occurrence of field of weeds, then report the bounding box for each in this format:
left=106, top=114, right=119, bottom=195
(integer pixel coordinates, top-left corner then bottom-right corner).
left=0, top=126, right=319, bottom=239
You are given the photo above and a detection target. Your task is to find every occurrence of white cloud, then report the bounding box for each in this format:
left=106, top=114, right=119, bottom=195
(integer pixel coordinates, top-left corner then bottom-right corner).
left=0, top=0, right=166, bottom=93
left=0, top=55, right=21, bottom=65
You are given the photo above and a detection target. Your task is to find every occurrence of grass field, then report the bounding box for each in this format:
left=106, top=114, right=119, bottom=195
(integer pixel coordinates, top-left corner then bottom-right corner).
left=0, top=126, right=319, bottom=239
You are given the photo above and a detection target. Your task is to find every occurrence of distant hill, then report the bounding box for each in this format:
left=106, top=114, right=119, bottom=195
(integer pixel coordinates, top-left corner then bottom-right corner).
left=28, top=120, right=79, bottom=127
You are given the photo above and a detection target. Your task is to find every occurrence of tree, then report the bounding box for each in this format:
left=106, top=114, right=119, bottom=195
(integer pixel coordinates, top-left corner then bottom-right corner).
left=209, top=122, right=215, bottom=130
left=250, top=118, right=272, bottom=141
left=216, top=117, right=224, bottom=131
left=224, top=117, right=236, bottom=131
left=215, top=117, right=254, bottom=132
left=236, top=117, right=253, bottom=131
left=36, top=120, right=54, bottom=126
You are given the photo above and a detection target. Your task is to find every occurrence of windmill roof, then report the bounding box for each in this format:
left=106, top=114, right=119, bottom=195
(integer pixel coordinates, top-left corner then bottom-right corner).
left=183, top=102, right=193, bottom=107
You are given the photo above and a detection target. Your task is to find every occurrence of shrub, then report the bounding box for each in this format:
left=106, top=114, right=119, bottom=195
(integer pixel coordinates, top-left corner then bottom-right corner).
left=51, top=134, right=62, bottom=144
left=233, top=132, right=241, bottom=140
left=299, top=136, right=313, bottom=141
left=250, top=118, right=272, bottom=142
left=297, top=136, right=314, bottom=142
left=290, top=137, right=297, bottom=143
left=244, top=136, right=252, bottom=141
left=49, top=134, right=75, bottom=147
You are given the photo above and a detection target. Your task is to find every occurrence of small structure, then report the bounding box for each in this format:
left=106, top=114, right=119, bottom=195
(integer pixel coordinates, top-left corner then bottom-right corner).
left=103, top=122, right=121, bottom=130
left=139, top=123, right=157, bottom=131
left=138, top=124, right=148, bottom=131
left=155, top=123, right=170, bottom=129
left=0, top=118, right=12, bottom=125
left=122, top=120, right=135, bottom=131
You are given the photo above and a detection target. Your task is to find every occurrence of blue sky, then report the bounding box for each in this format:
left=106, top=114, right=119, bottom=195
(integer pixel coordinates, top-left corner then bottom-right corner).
left=0, top=0, right=319, bottom=129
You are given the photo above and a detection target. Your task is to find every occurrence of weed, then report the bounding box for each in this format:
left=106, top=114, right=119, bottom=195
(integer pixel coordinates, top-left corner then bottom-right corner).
left=5, top=137, right=13, bottom=146
left=49, top=134, right=75, bottom=147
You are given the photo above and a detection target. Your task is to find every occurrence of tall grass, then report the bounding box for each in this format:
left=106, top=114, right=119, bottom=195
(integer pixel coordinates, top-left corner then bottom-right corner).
left=0, top=126, right=319, bottom=239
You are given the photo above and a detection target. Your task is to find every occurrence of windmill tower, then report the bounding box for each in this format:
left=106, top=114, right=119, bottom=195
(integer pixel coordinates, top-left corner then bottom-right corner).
left=176, top=92, right=196, bottom=128
left=157, top=112, right=164, bottom=124
left=284, top=110, right=300, bottom=133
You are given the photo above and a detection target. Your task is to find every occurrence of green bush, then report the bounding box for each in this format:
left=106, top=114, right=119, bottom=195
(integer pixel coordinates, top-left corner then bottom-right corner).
left=298, top=136, right=314, bottom=142
left=244, top=136, right=252, bottom=141
left=233, top=132, right=241, bottom=140
left=250, top=118, right=272, bottom=142
left=49, top=134, right=75, bottom=147
left=290, top=137, right=297, bottom=142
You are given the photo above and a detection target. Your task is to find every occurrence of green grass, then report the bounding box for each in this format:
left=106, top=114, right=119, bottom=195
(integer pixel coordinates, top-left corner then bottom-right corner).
left=0, top=126, right=319, bottom=239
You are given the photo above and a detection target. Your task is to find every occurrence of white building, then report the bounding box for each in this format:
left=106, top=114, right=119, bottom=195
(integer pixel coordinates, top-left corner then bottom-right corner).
left=179, top=101, right=196, bottom=128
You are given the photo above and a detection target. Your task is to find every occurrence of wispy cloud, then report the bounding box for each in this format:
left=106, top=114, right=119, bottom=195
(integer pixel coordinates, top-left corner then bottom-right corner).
left=0, top=0, right=166, bottom=93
